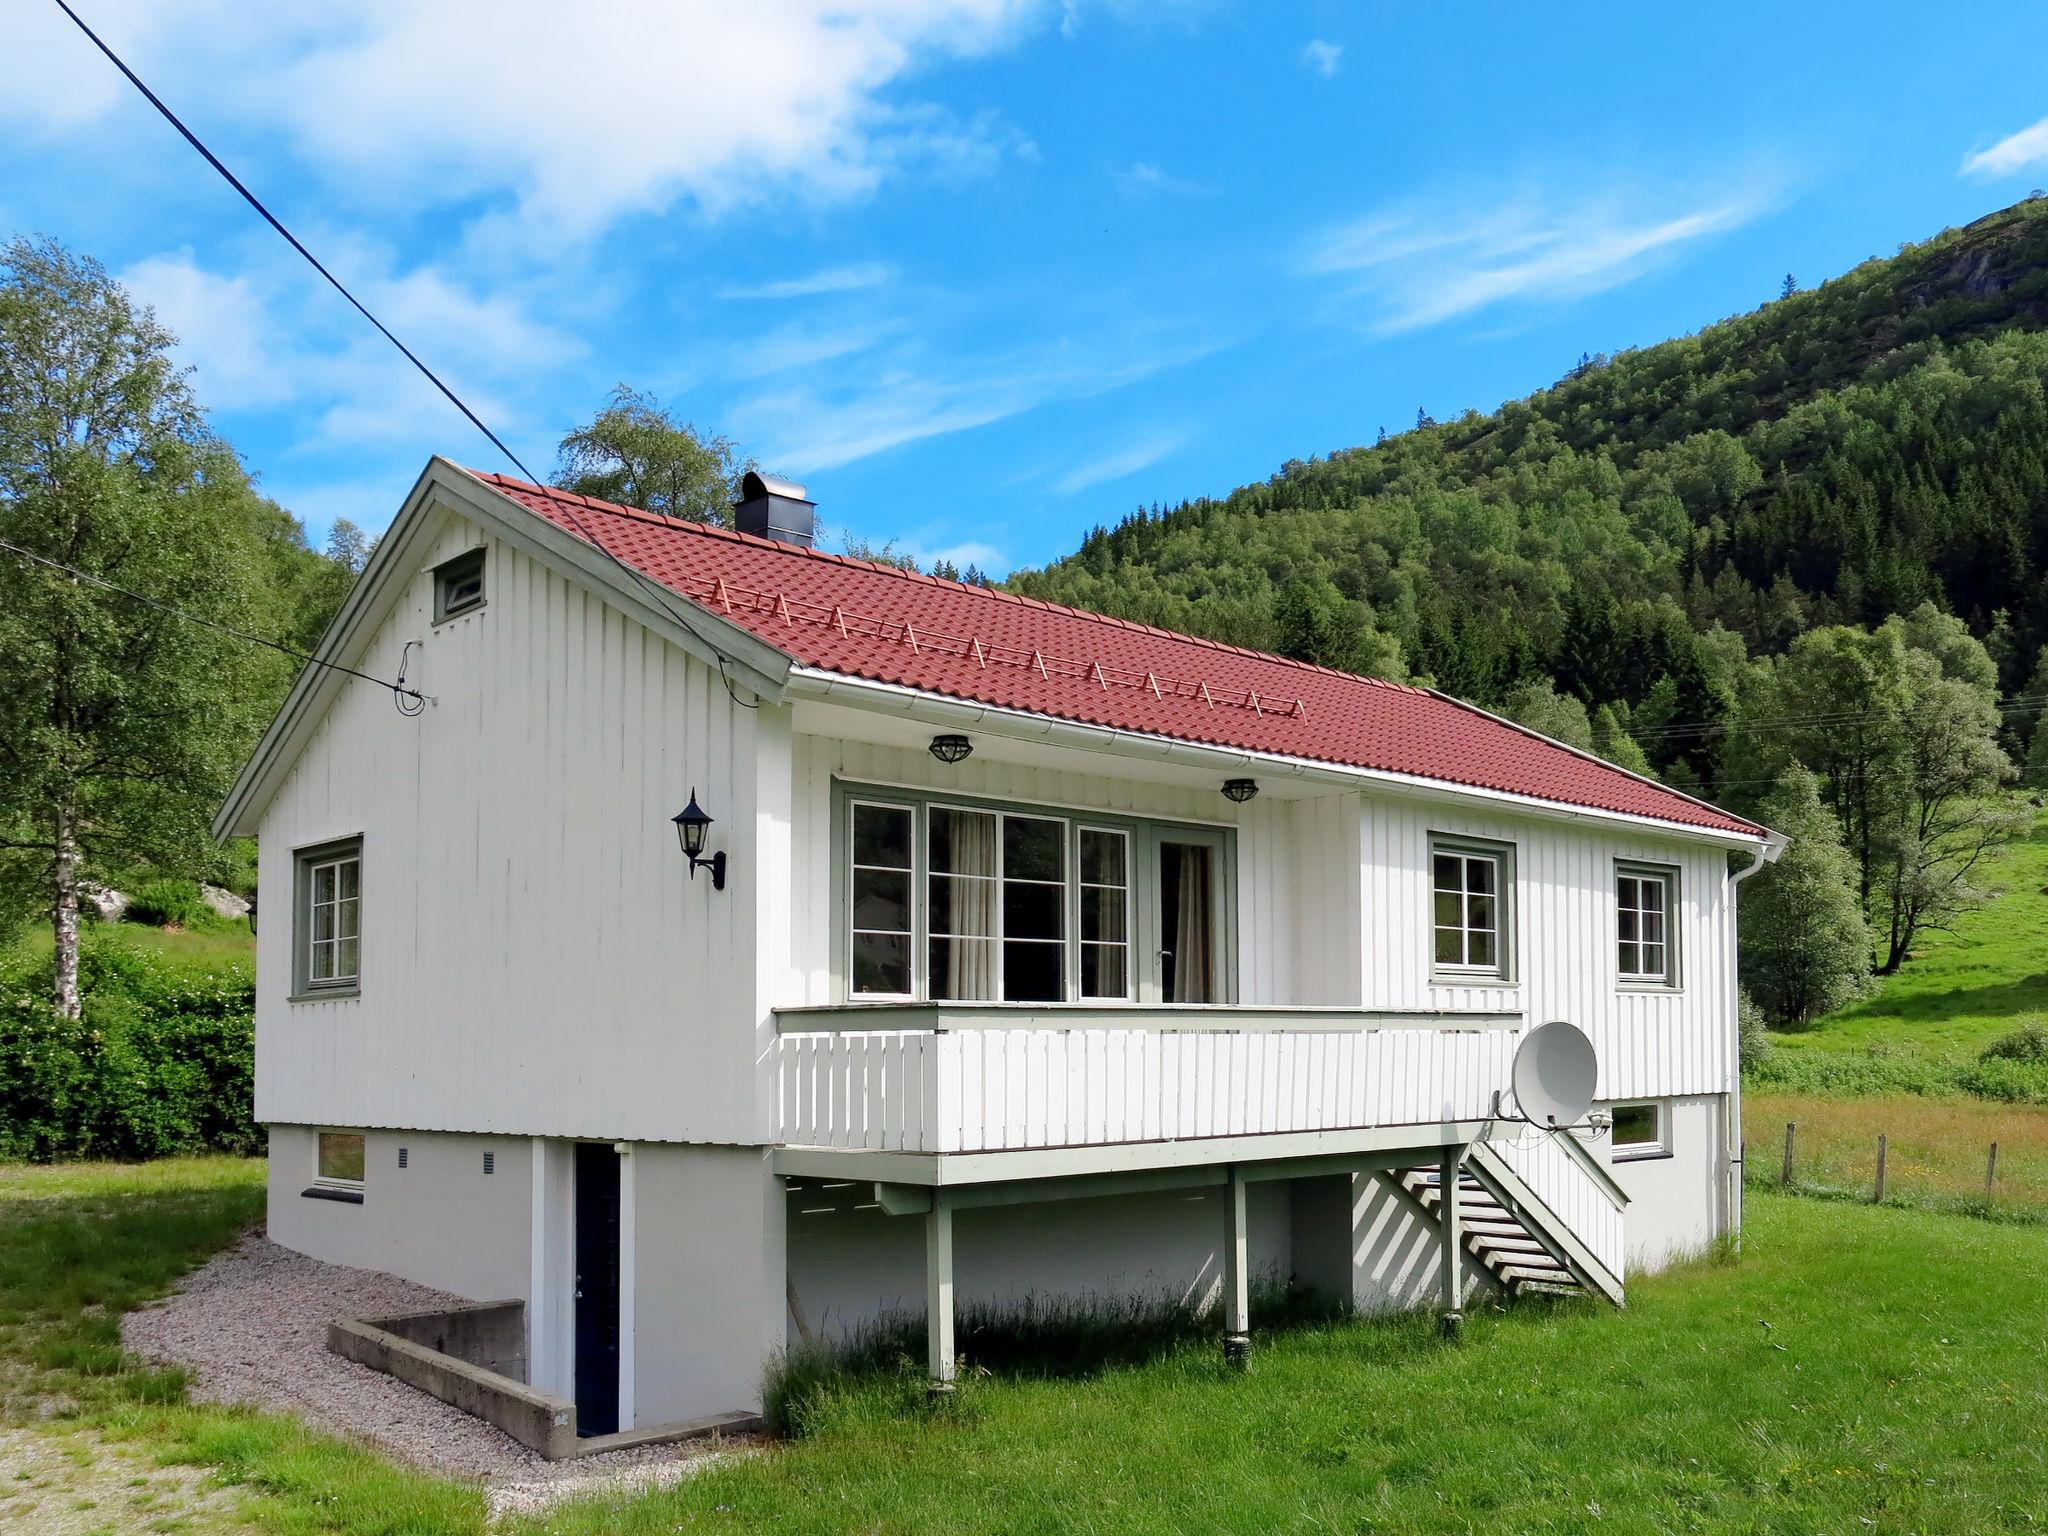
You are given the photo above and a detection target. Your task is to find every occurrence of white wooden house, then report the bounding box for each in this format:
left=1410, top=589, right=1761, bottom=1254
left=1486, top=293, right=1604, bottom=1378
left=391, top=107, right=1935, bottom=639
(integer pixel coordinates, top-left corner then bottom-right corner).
left=217, top=458, right=1780, bottom=1444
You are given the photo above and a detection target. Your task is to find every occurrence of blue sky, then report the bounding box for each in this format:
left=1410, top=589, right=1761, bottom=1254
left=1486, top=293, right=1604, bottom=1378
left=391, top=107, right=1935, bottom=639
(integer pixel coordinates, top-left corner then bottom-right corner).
left=8, top=2, right=2048, bottom=577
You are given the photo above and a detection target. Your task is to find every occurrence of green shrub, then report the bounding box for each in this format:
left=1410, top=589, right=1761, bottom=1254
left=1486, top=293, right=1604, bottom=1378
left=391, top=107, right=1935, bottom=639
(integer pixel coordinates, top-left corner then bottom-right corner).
left=124, top=879, right=208, bottom=929
left=1738, top=991, right=1771, bottom=1067
left=1979, top=1020, right=2048, bottom=1064
left=0, top=934, right=256, bottom=1161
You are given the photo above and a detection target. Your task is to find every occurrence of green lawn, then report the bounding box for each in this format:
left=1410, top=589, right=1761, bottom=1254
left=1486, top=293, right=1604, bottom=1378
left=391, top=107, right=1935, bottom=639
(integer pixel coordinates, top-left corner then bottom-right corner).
left=11, top=1159, right=2047, bottom=1536
left=1773, top=804, right=2048, bottom=1062
left=0, top=1156, right=480, bottom=1535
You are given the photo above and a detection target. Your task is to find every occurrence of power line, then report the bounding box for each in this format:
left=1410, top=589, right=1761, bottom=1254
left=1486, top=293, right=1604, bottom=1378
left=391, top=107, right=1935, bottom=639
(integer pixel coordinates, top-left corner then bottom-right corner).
left=48, top=0, right=761, bottom=710
left=0, top=536, right=429, bottom=710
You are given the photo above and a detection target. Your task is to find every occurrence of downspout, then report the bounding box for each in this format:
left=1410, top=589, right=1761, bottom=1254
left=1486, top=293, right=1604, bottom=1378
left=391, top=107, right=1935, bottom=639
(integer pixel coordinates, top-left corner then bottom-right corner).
left=1723, top=830, right=1787, bottom=1247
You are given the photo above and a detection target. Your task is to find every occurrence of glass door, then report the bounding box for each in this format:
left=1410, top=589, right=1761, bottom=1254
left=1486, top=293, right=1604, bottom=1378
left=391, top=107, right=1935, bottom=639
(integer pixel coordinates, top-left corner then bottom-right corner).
left=1145, top=827, right=1230, bottom=1003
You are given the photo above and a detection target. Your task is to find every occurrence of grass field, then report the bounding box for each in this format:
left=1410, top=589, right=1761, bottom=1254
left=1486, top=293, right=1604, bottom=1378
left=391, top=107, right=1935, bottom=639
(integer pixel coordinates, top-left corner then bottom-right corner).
left=1745, top=1089, right=2044, bottom=1218
left=7, top=1160, right=2048, bottom=1535
left=1772, top=805, right=2048, bottom=1063
left=3, top=919, right=255, bottom=976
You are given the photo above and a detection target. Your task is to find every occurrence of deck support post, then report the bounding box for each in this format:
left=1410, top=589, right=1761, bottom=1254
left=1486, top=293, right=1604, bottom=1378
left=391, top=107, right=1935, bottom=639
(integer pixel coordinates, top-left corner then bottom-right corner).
left=1222, top=1165, right=1250, bottom=1369
left=1439, top=1144, right=1465, bottom=1339
left=925, top=1192, right=956, bottom=1398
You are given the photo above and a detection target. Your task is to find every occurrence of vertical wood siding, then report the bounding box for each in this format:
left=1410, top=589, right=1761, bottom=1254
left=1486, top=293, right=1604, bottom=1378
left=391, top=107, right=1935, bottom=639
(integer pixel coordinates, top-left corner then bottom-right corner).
left=255, top=512, right=775, bottom=1144
left=775, top=1025, right=1514, bottom=1153
left=1354, top=792, right=1734, bottom=1103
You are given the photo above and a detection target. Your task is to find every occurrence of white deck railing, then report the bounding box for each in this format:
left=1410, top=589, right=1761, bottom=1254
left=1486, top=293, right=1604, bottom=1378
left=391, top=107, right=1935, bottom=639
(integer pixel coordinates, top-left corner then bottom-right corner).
left=772, top=1008, right=1519, bottom=1155
left=1485, top=1127, right=1628, bottom=1283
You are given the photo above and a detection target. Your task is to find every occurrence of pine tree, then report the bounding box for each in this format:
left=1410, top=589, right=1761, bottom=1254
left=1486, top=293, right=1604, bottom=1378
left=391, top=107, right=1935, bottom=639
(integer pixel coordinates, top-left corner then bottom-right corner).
left=1780, top=273, right=1798, bottom=300
left=1740, top=767, right=1874, bottom=1026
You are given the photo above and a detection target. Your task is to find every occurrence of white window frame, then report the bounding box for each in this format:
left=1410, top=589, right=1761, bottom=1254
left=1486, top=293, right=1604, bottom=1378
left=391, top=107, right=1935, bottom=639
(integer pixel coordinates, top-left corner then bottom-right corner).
left=1616, top=860, right=1680, bottom=989
left=293, top=837, right=363, bottom=999
left=312, top=1129, right=366, bottom=1192
left=1429, top=834, right=1515, bottom=984
left=847, top=798, right=918, bottom=1001
left=835, top=784, right=1223, bottom=1006
left=1606, top=1100, right=1668, bottom=1161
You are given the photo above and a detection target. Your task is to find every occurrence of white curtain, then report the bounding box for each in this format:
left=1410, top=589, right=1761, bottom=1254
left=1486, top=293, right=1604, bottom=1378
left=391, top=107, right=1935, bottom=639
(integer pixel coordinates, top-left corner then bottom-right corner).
left=933, top=810, right=996, bottom=1001
left=1172, top=845, right=1214, bottom=1003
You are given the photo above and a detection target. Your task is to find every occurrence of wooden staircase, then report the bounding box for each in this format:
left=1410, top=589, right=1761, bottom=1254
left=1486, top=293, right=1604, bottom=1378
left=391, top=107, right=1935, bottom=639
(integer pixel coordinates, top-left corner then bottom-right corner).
left=1395, top=1164, right=1593, bottom=1299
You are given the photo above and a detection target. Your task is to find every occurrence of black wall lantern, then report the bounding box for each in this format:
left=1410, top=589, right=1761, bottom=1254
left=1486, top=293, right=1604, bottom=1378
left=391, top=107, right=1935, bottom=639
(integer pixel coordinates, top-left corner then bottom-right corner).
left=928, top=733, right=974, bottom=765
left=1221, top=778, right=1260, bottom=804
left=672, top=789, right=728, bottom=890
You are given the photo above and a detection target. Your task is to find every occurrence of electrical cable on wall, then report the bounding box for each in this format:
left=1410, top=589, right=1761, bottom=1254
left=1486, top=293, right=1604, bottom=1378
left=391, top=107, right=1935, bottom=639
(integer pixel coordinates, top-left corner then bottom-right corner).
left=49, top=0, right=762, bottom=710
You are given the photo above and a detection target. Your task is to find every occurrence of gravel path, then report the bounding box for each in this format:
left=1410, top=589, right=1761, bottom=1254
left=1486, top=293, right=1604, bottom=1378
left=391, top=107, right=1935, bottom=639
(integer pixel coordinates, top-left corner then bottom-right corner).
left=123, top=1232, right=756, bottom=1517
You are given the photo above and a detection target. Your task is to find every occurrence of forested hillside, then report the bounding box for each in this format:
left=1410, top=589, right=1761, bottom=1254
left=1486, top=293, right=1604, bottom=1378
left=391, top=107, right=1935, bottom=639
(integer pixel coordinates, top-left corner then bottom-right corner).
left=1011, top=199, right=2048, bottom=797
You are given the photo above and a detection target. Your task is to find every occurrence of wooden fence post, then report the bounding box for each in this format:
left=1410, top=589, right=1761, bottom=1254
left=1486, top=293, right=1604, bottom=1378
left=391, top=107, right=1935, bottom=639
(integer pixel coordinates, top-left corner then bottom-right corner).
left=1987, top=1142, right=1999, bottom=1196
left=1782, top=1122, right=1795, bottom=1187
left=1874, top=1134, right=1887, bottom=1204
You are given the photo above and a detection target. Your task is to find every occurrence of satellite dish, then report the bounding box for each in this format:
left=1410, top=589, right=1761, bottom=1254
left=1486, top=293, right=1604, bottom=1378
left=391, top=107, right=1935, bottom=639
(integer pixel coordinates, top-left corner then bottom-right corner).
left=1509, top=1021, right=1598, bottom=1129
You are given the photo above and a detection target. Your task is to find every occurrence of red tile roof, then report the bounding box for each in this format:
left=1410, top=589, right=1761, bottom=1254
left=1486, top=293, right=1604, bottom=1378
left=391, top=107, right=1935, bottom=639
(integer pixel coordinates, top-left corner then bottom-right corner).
left=467, top=470, right=1765, bottom=838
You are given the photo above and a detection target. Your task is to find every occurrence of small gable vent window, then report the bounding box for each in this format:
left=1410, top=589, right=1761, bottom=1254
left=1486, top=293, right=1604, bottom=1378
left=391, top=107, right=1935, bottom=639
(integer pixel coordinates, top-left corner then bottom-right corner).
left=482, top=1151, right=495, bottom=1176
left=433, top=548, right=486, bottom=623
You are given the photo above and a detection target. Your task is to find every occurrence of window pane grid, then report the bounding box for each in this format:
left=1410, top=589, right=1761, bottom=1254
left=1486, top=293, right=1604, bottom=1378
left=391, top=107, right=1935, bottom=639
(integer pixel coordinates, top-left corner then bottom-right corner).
left=1433, top=850, right=1501, bottom=973
left=851, top=803, right=915, bottom=996
left=1617, top=871, right=1670, bottom=981
left=307, top=856, right=360, bottom=985
left=846, top=801, right=1200, bottom=1006
left=1078, top=828, right=1130, bottom=1000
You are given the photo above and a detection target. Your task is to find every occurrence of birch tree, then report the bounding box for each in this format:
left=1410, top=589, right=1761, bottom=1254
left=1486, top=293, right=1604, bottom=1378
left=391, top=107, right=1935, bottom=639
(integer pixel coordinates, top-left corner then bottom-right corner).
left=0, top=237, right=281, bottom=1016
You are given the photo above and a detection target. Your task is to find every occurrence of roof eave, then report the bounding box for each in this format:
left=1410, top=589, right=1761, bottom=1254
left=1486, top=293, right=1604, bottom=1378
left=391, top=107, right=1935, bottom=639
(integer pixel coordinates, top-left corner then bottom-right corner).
left=785, top=666, right=1772, bottom=848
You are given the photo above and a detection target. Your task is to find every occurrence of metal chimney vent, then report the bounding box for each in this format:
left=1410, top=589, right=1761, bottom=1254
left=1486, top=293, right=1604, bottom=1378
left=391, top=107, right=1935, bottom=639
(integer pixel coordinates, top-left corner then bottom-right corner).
left=732, top=470, right=816, bottom=548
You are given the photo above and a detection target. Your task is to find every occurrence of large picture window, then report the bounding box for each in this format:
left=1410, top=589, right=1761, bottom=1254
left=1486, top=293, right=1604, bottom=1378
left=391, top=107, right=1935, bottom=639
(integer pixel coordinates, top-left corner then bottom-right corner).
left=840, top=787, right=1226, bottom=1005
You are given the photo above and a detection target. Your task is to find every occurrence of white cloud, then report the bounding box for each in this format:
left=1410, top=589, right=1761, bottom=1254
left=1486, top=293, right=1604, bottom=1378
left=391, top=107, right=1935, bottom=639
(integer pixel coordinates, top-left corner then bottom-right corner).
left=264, top=2, right=1042, bottom=235
left=1304, top=184, right=1773, bottom=333
left=1110, top=161, right=1214, bottom=198
left=115, top=245, right=575, bottom=452
left=120, top=252, right=296, bottom=409
left=1961, top=116, right=2048, bottom=179
left=1051, top=429, right=1185, bottom=494
left=728, top=319, right=901, bottom=379
left=1301, top=39, right=1342, bottom=78
left=738, top=335, right=1219, bottom=471
left=720, top=263, right=895, bottom=301
left=9, top=3, right=1046, bottom=238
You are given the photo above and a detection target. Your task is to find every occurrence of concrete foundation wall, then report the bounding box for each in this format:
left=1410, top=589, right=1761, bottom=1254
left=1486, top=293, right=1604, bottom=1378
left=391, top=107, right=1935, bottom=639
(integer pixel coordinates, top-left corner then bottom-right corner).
left=630, top=1144, right=787, bottom=1427
left=1606, top=1093, right=1726, bottom=1272
left=788, top=1169, right=1492, bottom=1344
left=787, top=1181, right=1293, bottom=1342
left=266, top=1125, right=532, bottom=1305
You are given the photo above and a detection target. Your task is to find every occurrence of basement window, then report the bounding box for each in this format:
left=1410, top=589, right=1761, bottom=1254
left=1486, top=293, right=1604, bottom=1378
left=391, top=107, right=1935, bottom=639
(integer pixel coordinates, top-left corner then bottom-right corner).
left=305, top=1130, right=366, bottom=1202
left=1608, top=1102, right=1667, bottom=1161
left=433, top=548, right=486, bottom=623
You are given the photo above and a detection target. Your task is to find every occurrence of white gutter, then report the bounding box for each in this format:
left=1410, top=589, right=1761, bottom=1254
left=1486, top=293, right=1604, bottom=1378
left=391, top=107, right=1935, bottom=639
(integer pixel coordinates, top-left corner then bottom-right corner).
left=786, top=666, right=1776, bottom=852
left=1722, top=829, right=1788, bottom=1246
